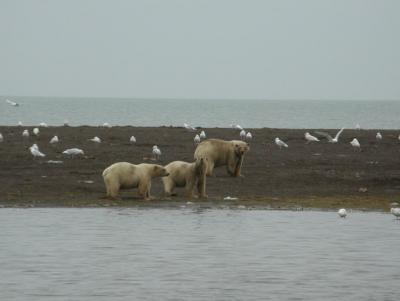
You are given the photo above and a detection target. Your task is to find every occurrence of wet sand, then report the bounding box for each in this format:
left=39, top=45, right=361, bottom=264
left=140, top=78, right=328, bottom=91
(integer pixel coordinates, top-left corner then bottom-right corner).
left=0, top=126, right=399, bottom=210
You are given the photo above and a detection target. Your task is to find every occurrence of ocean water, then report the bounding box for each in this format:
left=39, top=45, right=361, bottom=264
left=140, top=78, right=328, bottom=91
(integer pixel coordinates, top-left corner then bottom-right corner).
left=1, top=97, right=400, bottom=129
left=0, top=208, right=399, bottom=301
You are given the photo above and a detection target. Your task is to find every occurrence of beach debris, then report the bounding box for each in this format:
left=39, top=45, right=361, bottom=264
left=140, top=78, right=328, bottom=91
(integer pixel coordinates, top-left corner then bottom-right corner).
left=338, top=208, right=347, bottom=218
left=390, top=207, right=400, bottom=219
left=183, top=123, right=196, bottom=131
left=240, top=130, right=246, bottom=140
left=194, top=134, right=201, bottom=144
left=49, top=135, right=59, bottom=144
left=33, top=127, right=40, bottom=136
left=5, top=99, right=19, bottom=106
left=83, top=180, right=94, bottom=184
left=275, top=137, right=288, bottom=149
left=63, top=148, right=84, bottom=156
left=89, top=136, right=101, bottom=143
left=314, top=128, right=344, bottom=143
left=22, top=129, right=30, bottom=138
left=237, top=205, right=246, bottom=209
left=358, top=187, right=368, bottom=193
left=305, top=132, right=320, bottom=143
left=246, top=132, right=253, bottom=140
left=350, top=138, right=361, bottom=151
left=130, top=135, right=136, bottom=144
left=199, top=130, right=206, bottom=139
left=30, top=144, right=45, bottom=158
left=152, top=145, right=161, bottom=160
left=224, top=196, right=238, bottom=201
left=376, top=132, right=382, bottom=141
left=46, top=160, right=63, bottom=164
left=186, top=201, right=194, bottom=205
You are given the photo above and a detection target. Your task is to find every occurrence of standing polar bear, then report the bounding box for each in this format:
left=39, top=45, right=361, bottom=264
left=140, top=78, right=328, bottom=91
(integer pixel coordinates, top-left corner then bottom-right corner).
left=102, top=162, right=169, bottom=200
left=194, top=139, right=250, bottom=177
left=162, top=157, right=208, bottom=198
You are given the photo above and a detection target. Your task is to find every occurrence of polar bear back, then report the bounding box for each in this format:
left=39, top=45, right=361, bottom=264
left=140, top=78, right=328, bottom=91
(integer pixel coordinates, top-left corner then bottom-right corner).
left=163, top=161, right=195, bottom=187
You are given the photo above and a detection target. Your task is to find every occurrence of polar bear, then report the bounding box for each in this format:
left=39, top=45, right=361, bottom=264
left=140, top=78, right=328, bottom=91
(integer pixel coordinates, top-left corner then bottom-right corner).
left=102, top=162, right=169, bottom=200
left=162, top=157, right=208, bottom=198
left=194, top=139, right=250, bottom=177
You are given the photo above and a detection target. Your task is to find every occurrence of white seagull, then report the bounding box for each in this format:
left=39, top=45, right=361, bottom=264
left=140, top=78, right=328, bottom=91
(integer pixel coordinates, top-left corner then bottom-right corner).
left=22, top=130, right=30, bottom=138
left=391, top=208, right=400, bottom=219
left=194, top=134, right=201, bottom=144
left=376, top=132, right=382, bottom=141
left=0, top=133, right=3, bottom=142
left=231, top=124, right=244, bottom=131
left=49, top=136, right=59, bottom=144
left=275, top=138, right=288, bottom=149
left=63, top=148, right=84, bottom=156
left=355, top=124, right=361, bottom=130
left=89, top=136, right=101, bottom=143
left=305, top=132, right=319, bottom=143
left=18, top=121, right=23, bottom=126
left=33, top=128, right=40, bottom=136
left=350, top=138, right=361, bottom=151
left=246, top=132, right=253, bottom=140
left=314, top=128, right=345, bottom=143
left=130, top=136, right=136, bottom=144
left=199, top=130, right=206, bottom=139
left=6, top=99, right=19, bottom=106
left=63, top=119, right=69, bottom=126
left=152, top=145, right=162, bottom=160
left=29, top=144, right=45, bottom=158
left=102, top=122, right=111, bottom=128
left=39, top=122, right=48, bottom=128
left=338, top=208, right=347, bottom=218
left=183, top=123, right=196, bottom=131
left=240, top=130, right=246, bottom=140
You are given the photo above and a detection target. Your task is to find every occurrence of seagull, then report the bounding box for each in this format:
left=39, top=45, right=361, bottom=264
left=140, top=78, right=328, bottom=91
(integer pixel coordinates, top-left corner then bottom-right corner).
left=275, top=138, right=288, bottom=149
left=314, top=128, right=344, bottom=143
left=355, top=124, right=361, bottom=130
left=33, top=128, right=40, bottom=136
left=0, top=133, right=3, bottom=142
left=63, top=119, right=69, bottom=126
left=246, top=132, right=252, bottom=140
left=199, top=130, right=206, bottom=139
left=376, top=132, right=382, bottom=141
left=18, top=121, right=23, bottom=126
left=29, top=144, right=45, bottom=158
left=39, top=122, right=48, bottom=128
left=102, top=122, right=111, bottom=128
left=5, top=99, right=19, bottom=106
left=305, top=132, right=319, bottom=143
left=391, top=208, right=400, bottom=219
left=130, top=136, right=136, bottom=144
left=350, top=138, right=361, bottom=151
left=231, top=124, right=244, bottom=131
left=194, top=134, right=201, bottom=144
left=49, top=136, right=59, bottom=144
left=89, top=136, right=101, bottom=143
left=63, top=148, right=84, bottom=156
left=183, top=123, right=196, bottom=131
left=22, top=130, right=30, bottom=138
left=338, top=208, right=347, bottom=218
left=152, top=145, right=161, bottom=160
left=240, top=130, right=246, bottom=140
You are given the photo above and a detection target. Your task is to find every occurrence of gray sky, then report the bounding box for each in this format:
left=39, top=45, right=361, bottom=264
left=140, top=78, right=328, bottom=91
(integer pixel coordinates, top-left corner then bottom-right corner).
left=1, top=0, right=399, bottom=100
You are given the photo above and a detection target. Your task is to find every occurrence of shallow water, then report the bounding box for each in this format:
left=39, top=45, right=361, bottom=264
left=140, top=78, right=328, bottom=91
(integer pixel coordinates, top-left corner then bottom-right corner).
left=1, top=97, right=400, bottom=129
left=0, top=208, right=399, bottom=300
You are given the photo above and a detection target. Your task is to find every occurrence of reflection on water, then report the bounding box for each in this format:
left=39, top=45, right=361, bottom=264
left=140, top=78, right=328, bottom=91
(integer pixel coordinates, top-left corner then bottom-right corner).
left=0, top=208, right=399, bottom=300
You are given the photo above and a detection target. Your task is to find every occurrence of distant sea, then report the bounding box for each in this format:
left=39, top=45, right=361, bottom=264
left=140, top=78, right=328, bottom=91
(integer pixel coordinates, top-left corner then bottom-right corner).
left=1, top=97, right=399, bottom=129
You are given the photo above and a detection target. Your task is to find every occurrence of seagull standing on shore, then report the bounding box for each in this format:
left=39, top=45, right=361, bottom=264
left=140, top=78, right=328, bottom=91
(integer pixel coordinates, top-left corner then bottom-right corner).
left=391, top=207, right=400, bottom=219
left=338, top=208, right=347, bottom=218
left=183, top=123, right=196, bottom=131
left=376, top=132, right=382, bottom=141
left=6, top=99, right=19, bottom=106
left=350, top=138, right=361, bottom=151
left=152, top=145, right=161, bottom=160
left=194, top=134, right=201, bottom=144
left=315, top=128, right=344, bottom=143
left=200, top=130, right=206, bottom=139
left=103, top=122, right=111, bottom=128
left=33, top=128, right=40, bottom=136
left=89, top=136, right=101, bottom=143
left=275, top=138, right=288, bottom=149
left=63, top=119, right=69, bottom=126
left=0, top=133, right=3, bottom=142
left=355, top=124, right=361, bottom=130
left=231, top=124, right=244, bottom=131
left=305, top=132, right=319, bottom=143
left=130, top=136, right=136, bottom=144
left=63, top=148, right=84, bottom=156
left=22, top=130, right=30, bottom=138
left=30, top=144, right=45, bottom=158
left=246, top=132, right=252, bottom=141
left=49, top=136, right=59, bottom=144
left=18, top=121, right=23, bottom=126
left=240, top=130, right=246, bottom=140
left=39, top=122, right=48, bottom=128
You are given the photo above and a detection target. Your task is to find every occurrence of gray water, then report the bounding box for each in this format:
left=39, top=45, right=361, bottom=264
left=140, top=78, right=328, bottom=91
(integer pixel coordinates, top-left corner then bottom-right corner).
left=0, top=208, right=399, bottom=300
left=1, top=97, right=400, bottom=129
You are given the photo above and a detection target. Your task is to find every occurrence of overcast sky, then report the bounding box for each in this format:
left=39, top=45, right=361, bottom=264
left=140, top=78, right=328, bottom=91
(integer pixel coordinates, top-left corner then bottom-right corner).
left=1, top=0, right=399, bottom=100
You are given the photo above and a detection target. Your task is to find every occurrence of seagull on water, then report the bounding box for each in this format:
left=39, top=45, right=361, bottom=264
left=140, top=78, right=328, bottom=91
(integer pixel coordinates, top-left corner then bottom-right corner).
left=305, top=132, right=319, bottom=143
left=49, top=136, right=59, bottom=144
left=246, top=132, right=252, bottom=141
left=33, top=128, right=40, bottom=136
left=350, top=138, right=361, bottom=151
left=199, top=130, right=206, bottom=139
left=130, top=136, right=136, bottom=144
left=29, top=144, right=45, bottom=158
left=391, top=208, right=400, bottom=219
left=275, top=138, right=288, bottom=149
left=183, top=123, right=196, bottom=131
left=22, top=130, right=29, bottom=138
left=89, top=136, right=101, bottom=143
left=194, top=134, right=201, bottom=144
left=0, top=133, right=3, bottom=142
left=376, top=132, right=382, bottom=141
left=314, top=128, right=345, bottom=143
left=63, top=148, right=84, bottom=156
left=5, top=99, right=19, bottom=106
left=338, top=208, right=347, bottom=218
left=152, top=145, right=161, bottom=160
left=240, top=130, right=246, bottom=140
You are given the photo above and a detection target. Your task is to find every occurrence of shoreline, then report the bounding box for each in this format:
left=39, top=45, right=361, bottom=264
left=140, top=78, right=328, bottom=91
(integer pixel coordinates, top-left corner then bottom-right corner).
left=1, top=126, right=399, bottom=211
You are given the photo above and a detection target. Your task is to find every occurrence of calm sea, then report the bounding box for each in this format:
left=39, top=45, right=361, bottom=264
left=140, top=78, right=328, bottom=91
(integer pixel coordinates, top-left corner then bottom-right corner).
left=1, top=97, right=400, bottom=129
left=0, top=208, right=399, bottom=300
